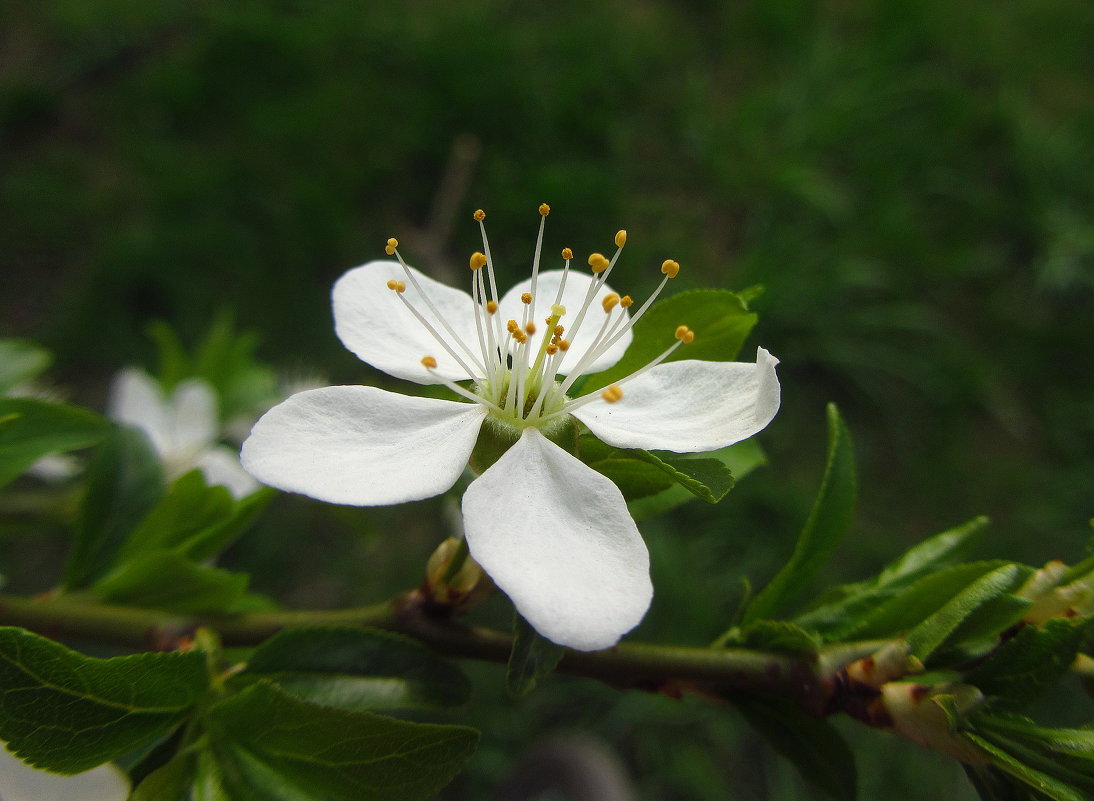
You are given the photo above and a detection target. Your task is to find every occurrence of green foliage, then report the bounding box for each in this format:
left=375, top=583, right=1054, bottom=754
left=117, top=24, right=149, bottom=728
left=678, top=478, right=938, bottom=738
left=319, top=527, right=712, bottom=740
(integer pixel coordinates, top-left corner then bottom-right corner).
left=506, top=615, right=566, bottom=697
left=63, top=424, right=164, bottom=589
left=0, top=397, right=108, bottom=488
left=580, top=289, right=758, bottom=392
left=203, top=682, right=479, bottom=801
left=727, top=691, right=857, bottom=801
left=0, top=339, right=51, bottom=393
left=238, top=626, right=472, bottom=711
left=744, top=403, right=856, bottom=623
left=94, top=551, right=250, bottom=614
left=0, top=626, right=207, bottom=774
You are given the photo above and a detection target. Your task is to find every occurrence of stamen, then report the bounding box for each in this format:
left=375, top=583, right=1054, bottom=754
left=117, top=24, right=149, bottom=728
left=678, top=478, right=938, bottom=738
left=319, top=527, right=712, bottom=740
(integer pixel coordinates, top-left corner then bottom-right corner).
left=601, top=385, right=624, bottom=403
left=470, top=251, right=487, bottom=270
left=521, top=292, right=533, bottom=304
left=588, top=252, right=610, bottom=274
left=674, top=325, right=695, bottom=344
left=614, top=230, right=627, bottom=248
left=546, top=344, right=558, bottom=355
left=486, top=300, right=498, bottom=314
left=473, top=209, right=486, bottom=221
left=386, top=279, right=406, bottom=292
left=385, top=237, right=399, bottom=256
left=661, top=259, right=680, bottom=278
left=539, top=203, right=551, bottom=216
left=421, top=356, right=438, bottom=368
left=620, top=295, right=633, bottom=308
left=561, top=248, right=573, bottom=260
left=525, top=322, right=537, bottom=335
left=558, top=339, right=571, bottom=351
left=602, top=293, right=620, bottom=312
left=423, top=360, right=504, bottom=413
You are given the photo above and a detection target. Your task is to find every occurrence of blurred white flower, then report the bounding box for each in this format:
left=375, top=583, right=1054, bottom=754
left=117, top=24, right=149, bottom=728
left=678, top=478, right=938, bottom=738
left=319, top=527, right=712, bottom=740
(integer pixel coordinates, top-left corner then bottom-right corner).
left=242, top=207, right=780, bottom=650
left=0, top=746, right=128, bottom=801
left=109, top=368, right=258, bottom=499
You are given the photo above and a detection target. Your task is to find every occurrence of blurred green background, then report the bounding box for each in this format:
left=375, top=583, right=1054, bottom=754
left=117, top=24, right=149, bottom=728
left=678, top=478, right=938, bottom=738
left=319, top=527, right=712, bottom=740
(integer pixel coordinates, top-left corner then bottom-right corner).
left=2, top=1, right=1092, bottom=798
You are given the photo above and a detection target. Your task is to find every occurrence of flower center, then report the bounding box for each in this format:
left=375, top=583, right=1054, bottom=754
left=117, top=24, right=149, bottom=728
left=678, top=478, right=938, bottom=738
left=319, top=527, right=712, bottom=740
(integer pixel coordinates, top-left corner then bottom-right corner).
left=384, top=205, right=693, bottom=434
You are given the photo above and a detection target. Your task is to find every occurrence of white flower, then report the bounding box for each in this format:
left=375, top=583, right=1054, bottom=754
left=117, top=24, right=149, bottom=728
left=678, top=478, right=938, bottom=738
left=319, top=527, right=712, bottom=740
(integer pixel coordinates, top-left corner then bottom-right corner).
left=242, top=206, right=781, bottom=650
left=0, top=746, right=128, bottom=801
left=109, top=368, right=259, bottom=499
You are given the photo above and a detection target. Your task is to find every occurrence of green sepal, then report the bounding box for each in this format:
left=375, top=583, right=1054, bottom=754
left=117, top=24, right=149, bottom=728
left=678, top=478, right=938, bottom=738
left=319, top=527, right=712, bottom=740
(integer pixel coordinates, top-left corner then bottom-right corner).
left=743, top=403, right=856, bottom=624
left=236, top=626, right=471, bottom=711
left=0, top=397, right=108, bottom=488
left=506, top=614, right=566, bottom=697
left=0, top=626, right=207, bottom=774
left=204, top=682, right=479, bottom=801
left=578, top=288, right=758, bottom=393
left=63, top=424, right=165, bottom=590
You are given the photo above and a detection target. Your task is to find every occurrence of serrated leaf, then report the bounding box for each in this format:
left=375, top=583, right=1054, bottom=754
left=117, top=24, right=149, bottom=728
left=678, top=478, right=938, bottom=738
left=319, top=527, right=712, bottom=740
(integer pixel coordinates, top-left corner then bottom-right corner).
left=837, top=561, right=1023, bottom=643
left=64, top=425, right=165, bottom=589
left=0, top=339, right=52, bottom=393
left=727, top=690, right=857, bottom=801
left=205, top=682, right=478, bottom=801
left=628, top=439, right=767, bottom=521
left=579, top=289, right=758, bottom=392
left=966, top=618, right=1093, bottom=706
left=796, top=517, right=991, bottom=637
left=0, top=398, right=108, bottom=488
left=744, top=403, right=856, bottom=624
left=906, top=564, right=1029, bottom=660
left=507, top=615, right=566, bottom=697
left=630, top=449, right=734, bottom=503
left=587, top=455, right=674, bottom=500
left=238, top=627, right=471, bottom=711
left=0, top=627, right=207, bottom=774
left=94, top=551, right=249, bottom=614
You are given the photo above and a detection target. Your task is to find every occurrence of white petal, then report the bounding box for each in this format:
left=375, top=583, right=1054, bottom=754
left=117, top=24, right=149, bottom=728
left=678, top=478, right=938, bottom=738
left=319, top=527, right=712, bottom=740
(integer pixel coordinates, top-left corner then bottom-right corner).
left=194, top=446, right=261, bottom=499
left=0, top=747, right=128, bottom=801
left=107, top=368, right=170, bottom=454
left=241, top=385, right=486, bottom=506
left=333, top=260, right=481, bottom=384
left=462, top=427, right=652, bottom=651
left=168, top=378, right=218, bottom=454
left=572, top=348, right=781, bottom=452
left=497, top=270, right=633, bottom=376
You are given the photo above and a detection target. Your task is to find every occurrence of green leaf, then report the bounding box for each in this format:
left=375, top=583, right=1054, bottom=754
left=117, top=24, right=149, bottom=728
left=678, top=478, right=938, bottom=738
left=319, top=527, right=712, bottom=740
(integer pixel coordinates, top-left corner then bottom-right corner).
left=0, top=627, right=207, bottom=774
left=205, top=682, right=478, bottom=801
left=965, top=731, right=1091, bottom=801
left=0, top=398, right=108, bottom=488
left=966, top=618, right=1093, bottom=706
left=727, top=690, right=857, bottom=801
left=627, top=439, right=767, bottom=520
left=238, top=627, right=471, bottom=711
left=131, top=751, right=195, bottom=801
left=906, top=564, right=1029, bottom=660
left=744, top=403, right=856, bottom=624
left=837, top=561, right=1025, bottom=643
left=722, top=620, right=820, bottom=657
left=630, top=449, right=734, bottom=503
left=796, top=517, right=992, bottom=637
left=0, top=339, right=52, bottom=393
left=587, top=454, right=674, bottom=501
left=116, top=471, right=274, bottom=564
left=579, top=289, right=758, bottom=392
left=63, top=425, right=165, bottom=589
left=506, top=615, right=566, bottom=697
left=94, top=551, right=249, bottom=614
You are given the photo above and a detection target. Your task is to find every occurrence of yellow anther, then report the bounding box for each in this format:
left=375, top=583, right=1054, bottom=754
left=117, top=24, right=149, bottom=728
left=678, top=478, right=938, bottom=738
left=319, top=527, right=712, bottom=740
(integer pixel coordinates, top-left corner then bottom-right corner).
left=473, top=209, right=486, bottom=221
left=469, top=251, right=488, bottom=270
left=615, top=229, right=627, bottom=248
left=539, top=203, right=551, bottom=216
left=525, top=322, right=537, bottom=335
left=601, top=385, right=624, bottom=403
left=421, top=356, right=438, bottom=369
left=620, top=295, right=634, bottom=308
left=551, top=304, right=566, bottom=316
left=554, top=325, right=565, bottom=336
left=588, top=252, right=610, bottom=273
left=674, top=325, right=695, bottom=344
left=486, top=300, right=498, bottom=314
left=506, top=319, right=519, bottom=332
left=661, top=259, right=681, bottom=278
left=521, top=292, right=533, bottom=304
left=602, top=293, right=620, bottom=312
left=558, top=339, right=571, bottom=351
left=385, top=237, right=399, bottom=256
left=561, top=247, right=573, bottom=260
left=546, top=344, right=559, bottom=355
left=386, top=279, right=406, bottom=293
